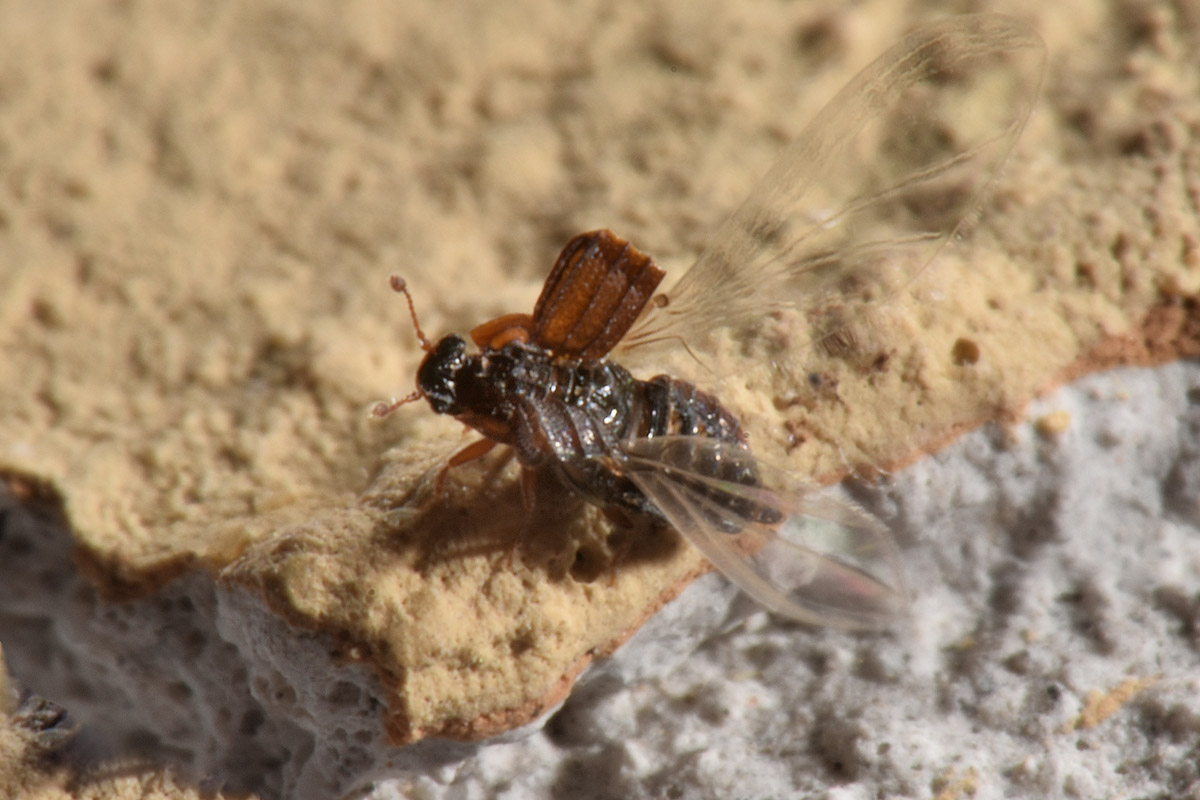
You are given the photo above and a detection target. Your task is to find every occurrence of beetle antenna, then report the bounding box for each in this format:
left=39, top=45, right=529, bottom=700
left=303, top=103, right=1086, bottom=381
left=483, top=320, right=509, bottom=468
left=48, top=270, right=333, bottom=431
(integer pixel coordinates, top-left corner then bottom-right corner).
left=373, top=274, right=434, bottom=419
left=371, top=390, right=423, bottom=418
left=388, top=274, right=433, bottom=352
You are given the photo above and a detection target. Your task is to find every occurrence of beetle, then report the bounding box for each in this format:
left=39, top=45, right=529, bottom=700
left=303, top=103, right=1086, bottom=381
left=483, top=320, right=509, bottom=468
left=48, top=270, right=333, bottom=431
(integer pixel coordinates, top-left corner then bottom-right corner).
left=375, top=15, right=1045, bottom=628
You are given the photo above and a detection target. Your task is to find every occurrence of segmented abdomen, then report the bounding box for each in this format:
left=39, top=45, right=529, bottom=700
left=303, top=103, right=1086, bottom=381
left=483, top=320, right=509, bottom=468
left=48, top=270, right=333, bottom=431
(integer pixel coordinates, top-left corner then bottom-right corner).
left=634, top=374, right=745, bottom=446
left=498, top=343, right=764, bottom=524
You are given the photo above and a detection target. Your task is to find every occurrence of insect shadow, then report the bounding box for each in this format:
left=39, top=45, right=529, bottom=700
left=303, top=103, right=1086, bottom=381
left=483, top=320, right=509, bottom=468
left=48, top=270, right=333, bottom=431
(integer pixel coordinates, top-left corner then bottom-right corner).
left=362, top=449, right=684, bottom=584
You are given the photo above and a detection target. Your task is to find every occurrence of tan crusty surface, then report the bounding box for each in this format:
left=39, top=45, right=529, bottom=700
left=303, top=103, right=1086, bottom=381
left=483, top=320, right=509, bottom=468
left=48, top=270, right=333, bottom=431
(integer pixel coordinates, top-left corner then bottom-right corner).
left=0, top=0, right=1197, bottom=746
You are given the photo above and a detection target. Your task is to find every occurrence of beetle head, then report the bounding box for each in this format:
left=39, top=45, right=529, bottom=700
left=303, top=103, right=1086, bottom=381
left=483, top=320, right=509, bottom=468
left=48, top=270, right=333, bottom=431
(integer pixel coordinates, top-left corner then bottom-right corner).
left=416, top=334, right=468, bottom=415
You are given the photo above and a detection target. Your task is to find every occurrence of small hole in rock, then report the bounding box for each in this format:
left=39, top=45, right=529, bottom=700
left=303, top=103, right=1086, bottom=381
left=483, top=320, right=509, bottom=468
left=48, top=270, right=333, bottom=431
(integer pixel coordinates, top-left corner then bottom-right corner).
left=568, top=544, right=608, bottom=584
left=240, top=708, right=265, bottom=736
left=952, top=337, right=981, bottom=366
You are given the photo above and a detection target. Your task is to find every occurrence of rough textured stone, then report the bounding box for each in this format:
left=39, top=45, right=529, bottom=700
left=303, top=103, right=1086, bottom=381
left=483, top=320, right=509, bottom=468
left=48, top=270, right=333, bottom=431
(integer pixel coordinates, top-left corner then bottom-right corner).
left=0, top=0, right=1198, bottom=796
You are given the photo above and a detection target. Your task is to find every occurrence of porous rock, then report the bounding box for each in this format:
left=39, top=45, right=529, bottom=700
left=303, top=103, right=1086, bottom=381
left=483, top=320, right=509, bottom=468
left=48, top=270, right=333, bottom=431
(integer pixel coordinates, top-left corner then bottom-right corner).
left=1, top=0, right=1199, bottom=797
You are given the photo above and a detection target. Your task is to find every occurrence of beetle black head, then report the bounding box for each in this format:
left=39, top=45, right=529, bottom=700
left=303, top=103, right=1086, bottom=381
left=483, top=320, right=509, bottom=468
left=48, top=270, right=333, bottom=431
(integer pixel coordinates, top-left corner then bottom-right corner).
left=416, top=334, right=468, bottom=415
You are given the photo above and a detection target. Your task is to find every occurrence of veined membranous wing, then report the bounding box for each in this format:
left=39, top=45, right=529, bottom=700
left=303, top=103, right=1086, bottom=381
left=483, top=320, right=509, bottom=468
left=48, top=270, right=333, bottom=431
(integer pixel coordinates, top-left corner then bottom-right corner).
left=618, top=14, right=1045, bottom=366
left=605, top=15, right=1044, bottom=627
left=614, top=437, right=905, bottom=629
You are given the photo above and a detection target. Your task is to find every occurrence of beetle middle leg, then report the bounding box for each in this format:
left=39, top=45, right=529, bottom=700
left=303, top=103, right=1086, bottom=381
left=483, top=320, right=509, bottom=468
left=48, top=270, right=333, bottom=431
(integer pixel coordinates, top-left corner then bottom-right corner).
left=432, top=437, right=499, bottom=497
left=404, top=438, right=500, bottom=514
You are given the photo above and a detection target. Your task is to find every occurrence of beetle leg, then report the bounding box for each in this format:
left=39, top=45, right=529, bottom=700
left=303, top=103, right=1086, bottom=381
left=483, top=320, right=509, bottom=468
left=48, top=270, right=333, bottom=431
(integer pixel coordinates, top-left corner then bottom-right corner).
left=518, top=466, right=538, bottom=511
left=469, top=312, right=534, bottom=349
left=431, top=437, right=499, bottom=500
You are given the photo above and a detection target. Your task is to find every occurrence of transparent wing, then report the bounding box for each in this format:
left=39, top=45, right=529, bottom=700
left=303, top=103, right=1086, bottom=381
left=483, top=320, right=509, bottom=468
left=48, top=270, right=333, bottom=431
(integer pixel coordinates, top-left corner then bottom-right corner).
left=618, top=14, right=1045, bottom=360
left=612, top=437, right=906, bottom=629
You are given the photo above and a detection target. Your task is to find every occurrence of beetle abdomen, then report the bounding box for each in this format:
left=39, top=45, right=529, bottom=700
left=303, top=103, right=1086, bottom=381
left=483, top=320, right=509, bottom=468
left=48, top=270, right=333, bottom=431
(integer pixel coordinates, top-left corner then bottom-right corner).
left=636, top=375, right=745, bottom=445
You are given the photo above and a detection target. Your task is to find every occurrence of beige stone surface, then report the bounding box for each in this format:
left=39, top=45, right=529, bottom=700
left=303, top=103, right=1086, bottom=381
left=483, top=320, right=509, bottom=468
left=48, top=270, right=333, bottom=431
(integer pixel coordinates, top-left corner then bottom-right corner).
left=0, top=0, right=1197, bottom=753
